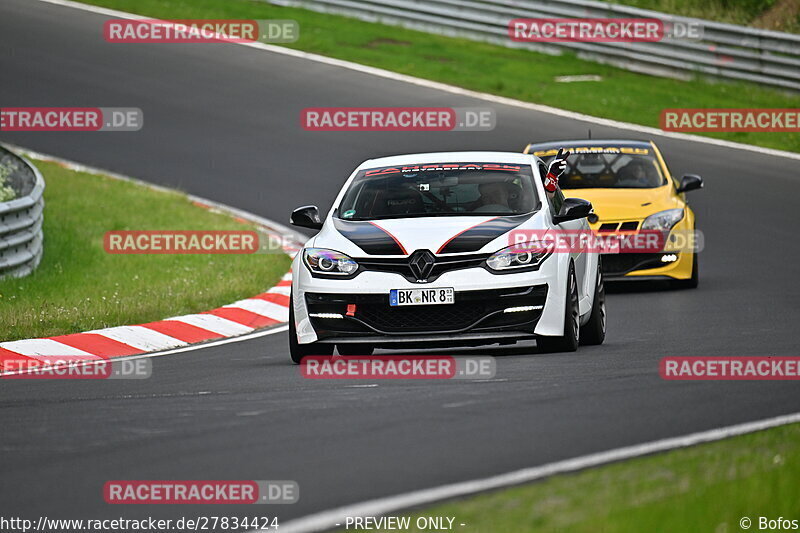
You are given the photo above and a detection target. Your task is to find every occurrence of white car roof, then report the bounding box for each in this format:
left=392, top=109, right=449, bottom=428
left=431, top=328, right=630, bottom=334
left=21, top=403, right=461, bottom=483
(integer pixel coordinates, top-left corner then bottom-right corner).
left=358, top=151, right=535, bottom=169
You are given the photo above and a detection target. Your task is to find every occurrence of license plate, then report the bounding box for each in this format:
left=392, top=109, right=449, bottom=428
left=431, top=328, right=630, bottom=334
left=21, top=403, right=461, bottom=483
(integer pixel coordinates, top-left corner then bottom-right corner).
left=390, top=287, right=454, bottom=306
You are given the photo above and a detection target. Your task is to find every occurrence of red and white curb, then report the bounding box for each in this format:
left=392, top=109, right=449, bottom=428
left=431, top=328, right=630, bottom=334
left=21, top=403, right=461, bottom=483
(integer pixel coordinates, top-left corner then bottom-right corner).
left=0, top=145, right=305, bottom=373
left=0, top=272, right=292, bottom=371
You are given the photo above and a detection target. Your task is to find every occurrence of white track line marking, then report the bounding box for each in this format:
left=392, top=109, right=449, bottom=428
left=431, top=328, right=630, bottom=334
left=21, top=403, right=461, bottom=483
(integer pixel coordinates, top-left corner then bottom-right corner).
left=267, top=285, right=292, bottom=296
left=225, top=299, right=290, bottom=322
left=90, top=325, right=187, bottom=351
left=167, top=314, right=254, bottom=336
left=272, top=411, right=800, bottom=533
left=0, top=338, right=95, bottom=357
left=31, top=0, right=800, bottom=162
left=117, top=323, right=287, bottom=360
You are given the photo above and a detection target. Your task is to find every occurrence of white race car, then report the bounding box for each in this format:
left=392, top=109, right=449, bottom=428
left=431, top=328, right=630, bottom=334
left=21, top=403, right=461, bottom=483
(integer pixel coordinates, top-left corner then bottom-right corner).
left=288, top=152, right=605, bottom=363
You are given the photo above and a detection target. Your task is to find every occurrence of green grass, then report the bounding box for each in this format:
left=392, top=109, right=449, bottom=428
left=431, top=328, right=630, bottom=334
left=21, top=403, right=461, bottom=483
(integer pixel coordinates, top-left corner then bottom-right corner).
left=600, top=0, right=800, bottom=33
left=0, top=164, right=16, bottom=202
left=354, top=423, right=800, bottom=533
left=600, top=0, right=776, bottom=26
left=79, top=0, right=800, bottom=153
left=0, top=159, right=291, bottom=341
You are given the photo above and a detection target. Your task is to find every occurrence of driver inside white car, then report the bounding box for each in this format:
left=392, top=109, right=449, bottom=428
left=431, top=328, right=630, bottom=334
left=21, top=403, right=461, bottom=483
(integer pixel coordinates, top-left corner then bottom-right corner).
left=473, top=181, right=512, bottom=212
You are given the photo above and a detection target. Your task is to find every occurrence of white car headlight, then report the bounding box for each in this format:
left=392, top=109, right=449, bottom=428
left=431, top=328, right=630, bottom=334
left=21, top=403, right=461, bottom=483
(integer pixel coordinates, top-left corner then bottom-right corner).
left=303, top=248, right=358, bottom=276
left=486, top=241, right=553, bottom=272
left=641, top=208, right=684, bottom=231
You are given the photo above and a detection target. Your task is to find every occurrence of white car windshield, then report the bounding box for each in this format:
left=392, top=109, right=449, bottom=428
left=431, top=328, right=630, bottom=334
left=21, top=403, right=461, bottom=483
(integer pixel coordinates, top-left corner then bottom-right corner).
left=337, top=162, right=540, bottom=220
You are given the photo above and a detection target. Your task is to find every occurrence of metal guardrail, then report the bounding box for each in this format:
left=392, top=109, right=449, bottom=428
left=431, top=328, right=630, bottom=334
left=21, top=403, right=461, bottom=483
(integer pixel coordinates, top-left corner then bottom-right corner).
left=0, top=146, right=45, bottom=279
left=268, top=0, right=800, bottom=91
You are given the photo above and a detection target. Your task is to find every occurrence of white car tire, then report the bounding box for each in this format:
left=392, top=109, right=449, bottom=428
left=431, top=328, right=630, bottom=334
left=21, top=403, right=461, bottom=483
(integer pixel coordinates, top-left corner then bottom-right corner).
left=537, top=264, right=580, bottom=353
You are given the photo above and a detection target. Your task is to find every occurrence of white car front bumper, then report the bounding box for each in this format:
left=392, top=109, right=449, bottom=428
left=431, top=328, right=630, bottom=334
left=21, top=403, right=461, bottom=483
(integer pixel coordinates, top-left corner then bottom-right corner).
left=291, top=251, right=570, bottom=346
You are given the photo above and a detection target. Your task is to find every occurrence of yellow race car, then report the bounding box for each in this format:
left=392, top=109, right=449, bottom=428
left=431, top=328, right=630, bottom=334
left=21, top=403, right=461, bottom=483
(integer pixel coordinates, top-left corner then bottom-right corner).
left=524, top=140, right=702, bottom=288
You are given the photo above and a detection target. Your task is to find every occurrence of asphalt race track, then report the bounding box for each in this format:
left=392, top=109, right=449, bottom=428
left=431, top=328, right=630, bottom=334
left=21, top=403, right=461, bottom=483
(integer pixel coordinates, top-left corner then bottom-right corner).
left=1, top=0, right=799, bottom=527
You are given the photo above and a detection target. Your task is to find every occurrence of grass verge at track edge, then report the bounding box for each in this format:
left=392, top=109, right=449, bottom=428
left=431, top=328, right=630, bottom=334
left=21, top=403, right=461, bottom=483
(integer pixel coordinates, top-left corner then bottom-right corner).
left=0, top=143, right=302, bottom=372
left=273, top=411, right=800, bottom=533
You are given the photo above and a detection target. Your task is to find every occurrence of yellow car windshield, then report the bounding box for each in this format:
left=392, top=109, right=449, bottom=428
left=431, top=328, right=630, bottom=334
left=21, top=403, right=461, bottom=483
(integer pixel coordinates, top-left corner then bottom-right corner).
left=542, top=152, right=666, bottom=190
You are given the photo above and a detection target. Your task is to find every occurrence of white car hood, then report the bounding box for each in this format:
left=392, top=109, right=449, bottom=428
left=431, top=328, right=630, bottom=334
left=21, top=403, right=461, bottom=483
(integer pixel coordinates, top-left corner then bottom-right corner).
left=310, top=211, right=551, bottom=257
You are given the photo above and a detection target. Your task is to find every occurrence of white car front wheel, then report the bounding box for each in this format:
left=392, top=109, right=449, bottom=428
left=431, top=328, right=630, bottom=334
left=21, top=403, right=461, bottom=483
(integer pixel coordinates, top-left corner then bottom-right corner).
left=537, top=264, right=580, bottom=353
